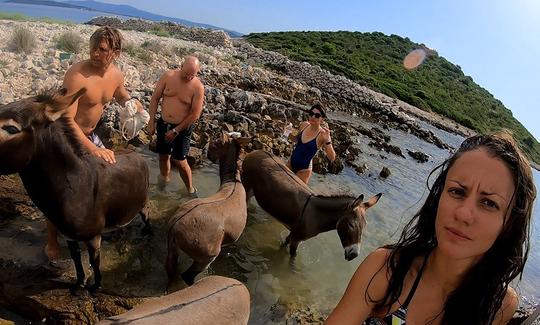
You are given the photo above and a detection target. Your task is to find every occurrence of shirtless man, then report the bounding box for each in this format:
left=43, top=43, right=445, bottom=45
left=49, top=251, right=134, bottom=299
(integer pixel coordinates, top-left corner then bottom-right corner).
left=147, top=56, right=204, bottom=197
left=45, top=26, right=145, bottom=262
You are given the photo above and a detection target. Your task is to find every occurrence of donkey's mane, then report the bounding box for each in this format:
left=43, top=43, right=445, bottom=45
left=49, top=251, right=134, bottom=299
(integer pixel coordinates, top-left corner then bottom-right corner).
left=35, top=92, right=55, bottom=104
left=34, top=90, right=86, bottom=157
left=56, top=116, right=86, bottom=157
left=219, top=140, right=242, bottom=183
left=315, top=192, right=355, bottom=200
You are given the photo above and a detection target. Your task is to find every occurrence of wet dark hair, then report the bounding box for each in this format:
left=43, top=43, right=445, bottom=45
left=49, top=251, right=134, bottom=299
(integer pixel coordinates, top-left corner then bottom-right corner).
left=310, top=102, right=327, bottom=118
left=370, top=131, right=536, bottom=324
left=89, top=26, right=123, bottom=52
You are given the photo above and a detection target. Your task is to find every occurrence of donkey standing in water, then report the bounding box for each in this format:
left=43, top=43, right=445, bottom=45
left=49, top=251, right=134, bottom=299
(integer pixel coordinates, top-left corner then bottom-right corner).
left=166, top=133, right=250, bottom=287
left=0, top=88, right=150, bottom=295
left=242, top=150, right=381, bottom=260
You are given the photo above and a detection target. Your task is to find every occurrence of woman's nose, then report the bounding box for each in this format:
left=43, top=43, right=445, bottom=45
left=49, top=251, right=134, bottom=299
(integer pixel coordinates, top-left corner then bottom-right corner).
left=454, top=198, right=475, bottom=225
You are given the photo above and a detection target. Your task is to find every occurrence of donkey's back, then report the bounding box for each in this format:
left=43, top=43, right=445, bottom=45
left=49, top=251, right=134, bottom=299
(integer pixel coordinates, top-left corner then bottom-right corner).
left=241, top=150, right=312, bottom=227
left=93, top=149, right=148, bottom=228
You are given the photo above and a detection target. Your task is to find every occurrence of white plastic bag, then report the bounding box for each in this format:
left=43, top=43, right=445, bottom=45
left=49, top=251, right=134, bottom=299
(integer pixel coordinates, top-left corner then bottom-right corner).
left=118, top=99, right=150, bottom=141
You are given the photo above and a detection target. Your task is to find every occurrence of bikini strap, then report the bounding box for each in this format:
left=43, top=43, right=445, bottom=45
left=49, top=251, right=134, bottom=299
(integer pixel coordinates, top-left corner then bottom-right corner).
left=402, top=253, right=429, bottom=309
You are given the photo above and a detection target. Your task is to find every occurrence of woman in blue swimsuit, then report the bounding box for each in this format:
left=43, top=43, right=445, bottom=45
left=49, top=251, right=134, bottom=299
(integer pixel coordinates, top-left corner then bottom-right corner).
left=287, top=103, right=336, bottom=184
left=326, top=132, right=536, bottom=325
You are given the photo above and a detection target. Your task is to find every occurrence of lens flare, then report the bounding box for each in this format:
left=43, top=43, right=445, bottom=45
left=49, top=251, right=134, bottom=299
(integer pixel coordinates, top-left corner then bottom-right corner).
left=403, top=49, right=427, bottom=70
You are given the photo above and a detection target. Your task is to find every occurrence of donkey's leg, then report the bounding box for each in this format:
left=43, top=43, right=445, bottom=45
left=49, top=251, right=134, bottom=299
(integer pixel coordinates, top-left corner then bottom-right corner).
left=281, top=233, right=291, bottom=248
left=85, top=235, right=102, bottom=294
left=181, top=256, right=217, bottom=286
left=289, top=238, right=301, bottom=259
left=139, top=205, right=153, bottom=236
left=67, top=240, right=86, bottom=296
left=242, top=177, right=253, bottom=205
left=165, top=246, right=179, bottom=293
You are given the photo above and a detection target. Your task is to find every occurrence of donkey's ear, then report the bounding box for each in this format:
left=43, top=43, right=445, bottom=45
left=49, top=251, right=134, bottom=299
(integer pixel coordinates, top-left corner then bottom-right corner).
left=44, top=88, right=86, bottom=121
left=235, top=137, right=251, bottom=146
left=221, top=131, right=229, bottom=143
left=351, top=194, right=364, bottom=207
left=363, top=193, right=382, bottom=209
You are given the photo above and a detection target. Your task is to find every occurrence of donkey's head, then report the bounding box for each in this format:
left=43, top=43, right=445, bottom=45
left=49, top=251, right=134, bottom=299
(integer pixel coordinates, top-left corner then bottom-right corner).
left=0, top=88, right=86, bottom=174
left=336, top=193, right=382, bottom=261
left=207, top=132, right=251, bottom=183
left=207, top=132, right=250, bottom=164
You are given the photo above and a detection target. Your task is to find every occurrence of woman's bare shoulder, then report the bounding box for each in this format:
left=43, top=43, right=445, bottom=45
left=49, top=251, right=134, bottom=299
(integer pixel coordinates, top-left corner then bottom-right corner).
left=299, top=121, right=309, bottom=128
left=324, top=248, right=392, bottom=325
left=493, top=286, right=518, bottom=325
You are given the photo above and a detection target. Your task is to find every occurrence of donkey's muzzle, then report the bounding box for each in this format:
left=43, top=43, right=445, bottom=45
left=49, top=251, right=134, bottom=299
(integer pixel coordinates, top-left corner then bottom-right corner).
left=344, top=244, right=359, bottom=261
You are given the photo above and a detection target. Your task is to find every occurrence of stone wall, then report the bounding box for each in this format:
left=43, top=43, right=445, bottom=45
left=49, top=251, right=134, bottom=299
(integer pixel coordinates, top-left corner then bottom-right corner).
left=86, top=17, right=232, bottom=48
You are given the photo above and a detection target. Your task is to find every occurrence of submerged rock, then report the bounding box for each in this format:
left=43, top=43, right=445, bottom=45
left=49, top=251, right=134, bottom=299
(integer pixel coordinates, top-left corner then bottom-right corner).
left=379, top=167, right=391, bottom=178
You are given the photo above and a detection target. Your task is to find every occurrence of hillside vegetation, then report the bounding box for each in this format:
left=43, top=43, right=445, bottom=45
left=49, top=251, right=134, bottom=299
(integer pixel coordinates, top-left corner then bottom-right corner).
left=246, top=31, right=540, bottom=164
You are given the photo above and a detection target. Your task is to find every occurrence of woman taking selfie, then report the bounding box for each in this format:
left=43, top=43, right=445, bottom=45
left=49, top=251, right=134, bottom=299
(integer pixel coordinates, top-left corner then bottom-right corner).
left=326, top=132, right=537, bottom=324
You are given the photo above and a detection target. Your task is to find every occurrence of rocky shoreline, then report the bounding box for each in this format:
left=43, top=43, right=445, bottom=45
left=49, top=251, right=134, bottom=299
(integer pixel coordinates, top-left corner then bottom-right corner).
left=0, top=18, right=537, bottom=324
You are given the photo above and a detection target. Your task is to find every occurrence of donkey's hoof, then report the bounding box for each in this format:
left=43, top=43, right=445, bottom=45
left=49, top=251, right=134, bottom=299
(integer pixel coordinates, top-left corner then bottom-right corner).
left=86, top=283, right=102, bottom=296
left=181, top=273, right=196, bottom=286
left=69, top=284, right=86, bottom=296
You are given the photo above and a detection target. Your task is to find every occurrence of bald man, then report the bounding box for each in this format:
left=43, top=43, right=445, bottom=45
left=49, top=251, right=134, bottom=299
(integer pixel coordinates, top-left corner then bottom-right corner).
left=147, top=56, right=204, bottom=197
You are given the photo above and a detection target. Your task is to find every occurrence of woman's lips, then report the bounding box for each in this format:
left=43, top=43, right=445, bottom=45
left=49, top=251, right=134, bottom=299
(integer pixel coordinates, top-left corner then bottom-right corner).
left=445, top=227, right=472, bottom=240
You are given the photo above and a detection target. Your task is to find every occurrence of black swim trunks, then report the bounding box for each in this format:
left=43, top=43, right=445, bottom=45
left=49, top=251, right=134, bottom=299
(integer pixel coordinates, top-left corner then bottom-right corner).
left=156, top=118, right=194, bottom=161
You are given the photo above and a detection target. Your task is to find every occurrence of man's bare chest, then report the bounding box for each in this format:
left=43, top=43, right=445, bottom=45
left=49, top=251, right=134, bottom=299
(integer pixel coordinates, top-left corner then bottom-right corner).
left=163, top=81, right=193, bottom=104
left=81, top=76, right=118, bottom=106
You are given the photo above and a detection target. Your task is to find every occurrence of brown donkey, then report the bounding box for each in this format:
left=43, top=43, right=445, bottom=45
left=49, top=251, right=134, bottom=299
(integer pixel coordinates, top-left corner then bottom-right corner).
left=166, top=133, right=250, bottom=287
left=0, top=88, right=150, bottom=295
left=242, top=150, right=381, bottom=260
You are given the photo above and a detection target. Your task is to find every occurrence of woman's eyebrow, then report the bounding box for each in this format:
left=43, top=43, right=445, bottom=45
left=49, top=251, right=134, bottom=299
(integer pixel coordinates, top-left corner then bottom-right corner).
left=448, top=179, right=508, bottom=203
left=480, top=191, right=508, bottom=203
left=447, top=179, right=465, bottom=187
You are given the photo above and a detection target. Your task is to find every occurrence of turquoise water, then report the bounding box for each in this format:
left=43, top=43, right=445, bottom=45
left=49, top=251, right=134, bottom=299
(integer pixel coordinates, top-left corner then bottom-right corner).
left=0, top=2, right=128, bottom=23
left=112, top=117, right=539, bottom=323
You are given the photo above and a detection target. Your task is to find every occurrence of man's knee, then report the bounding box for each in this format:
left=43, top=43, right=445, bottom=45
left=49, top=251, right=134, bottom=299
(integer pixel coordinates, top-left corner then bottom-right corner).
left=159, top=154, right=171, bottom=162
left=173, top=158, right=190, bottom=170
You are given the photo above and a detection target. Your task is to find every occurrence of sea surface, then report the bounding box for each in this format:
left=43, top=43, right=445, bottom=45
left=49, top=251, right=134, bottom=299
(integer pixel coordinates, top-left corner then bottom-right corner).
left=114, top=113, right=537, bottom=323
left=0, top=2, right=128, bottom=23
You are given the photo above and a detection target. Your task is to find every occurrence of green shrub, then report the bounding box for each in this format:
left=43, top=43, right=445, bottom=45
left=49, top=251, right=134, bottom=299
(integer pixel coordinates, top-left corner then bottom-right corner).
left=39, top=17, right=73, bottom=25
left=0, top=12, right=28, bottom=21
left=172, top=46, right=197, bottom=58
left=141, top=39, right=171, bottom=56
left=141, top=39, right=161, bottom=52
left=149, top=27, right=170, bottom=37
left=123, top=41, right=138, bottom=57
left=9, top=26, right=35, bottom=54
left=56, top=31, right=83, bottom=53
left=137, top=50, right=153, bottom=64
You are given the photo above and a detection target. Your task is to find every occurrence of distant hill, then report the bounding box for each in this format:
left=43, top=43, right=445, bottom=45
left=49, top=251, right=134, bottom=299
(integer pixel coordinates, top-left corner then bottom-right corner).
left=4, top=0, right=242, bottom=37
left=5, top=0, right=87, bottom=9
left=246, top=31, right=540, bottom=163
left=63, top=0, right=242, bottom=37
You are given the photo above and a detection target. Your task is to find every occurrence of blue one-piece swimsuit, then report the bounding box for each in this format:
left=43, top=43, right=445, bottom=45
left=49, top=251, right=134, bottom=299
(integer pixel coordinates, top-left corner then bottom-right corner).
left=290, top=127, right=321, bottom=173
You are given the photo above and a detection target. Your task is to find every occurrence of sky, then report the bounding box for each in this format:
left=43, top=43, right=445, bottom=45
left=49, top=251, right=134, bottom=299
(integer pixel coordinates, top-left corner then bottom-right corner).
left=101, top=0, right=540, bottom=140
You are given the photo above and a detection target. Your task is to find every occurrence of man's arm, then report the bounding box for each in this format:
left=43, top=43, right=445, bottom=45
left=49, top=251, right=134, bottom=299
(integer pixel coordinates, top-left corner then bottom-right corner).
left=147, top=73, right=167, bottom=135
left=113, top=74, right=143, bottom=112
left=174, top=82, right=204, bottom=133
